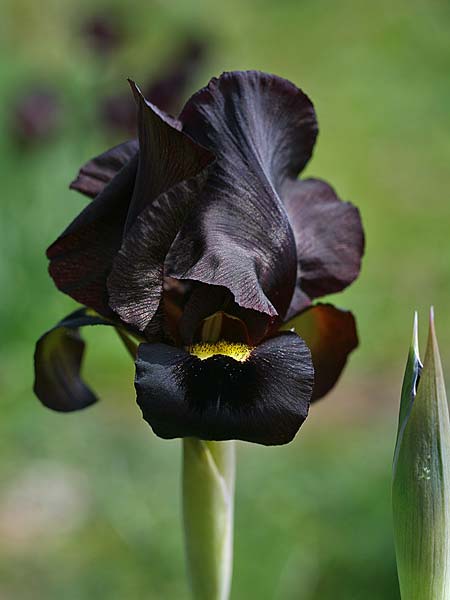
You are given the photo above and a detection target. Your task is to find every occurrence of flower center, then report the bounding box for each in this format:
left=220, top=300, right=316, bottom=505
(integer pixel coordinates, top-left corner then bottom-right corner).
left=189, top=340, right=252, bottom=362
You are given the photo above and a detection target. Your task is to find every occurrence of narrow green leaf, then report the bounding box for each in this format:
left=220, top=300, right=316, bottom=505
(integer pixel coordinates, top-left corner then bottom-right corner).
left=393, top=309, right=450, bottom=599
left=115, top=327, right=139, bottom=359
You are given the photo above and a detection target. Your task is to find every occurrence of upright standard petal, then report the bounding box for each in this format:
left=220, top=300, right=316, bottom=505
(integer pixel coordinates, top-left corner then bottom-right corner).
left=124, top=80, right=213, bottom=228
left=70, top=140, right=138, bottom=199
left=47, top=155, right=138, bottom=316
left=283, top=178, right=364, bottom=305
left=166, top=71, right=318, bottom=319
left=34, top=309, right=114, bottom=412
left=135, top=332, right=314, bottom=445
left=283, top=303, right=358, bottom=401
left=106, top=82, right=214, bottom=332
left=107, top=176, right=209, bottom=333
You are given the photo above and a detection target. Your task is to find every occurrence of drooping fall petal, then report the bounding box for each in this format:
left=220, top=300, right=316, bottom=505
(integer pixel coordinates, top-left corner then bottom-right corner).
left=135, top=331, right=313, bottom=445
left=282, top=303, right=358, bottom=401
left=34, top=308, right=115, bottom=411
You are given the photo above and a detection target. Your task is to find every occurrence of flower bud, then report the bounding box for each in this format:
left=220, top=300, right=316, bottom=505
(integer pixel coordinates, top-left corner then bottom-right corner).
left=393, top=309, right=450, bottom=599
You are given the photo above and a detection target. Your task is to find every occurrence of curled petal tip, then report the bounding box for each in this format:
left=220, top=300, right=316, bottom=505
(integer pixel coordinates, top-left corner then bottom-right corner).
left=128, top=79, right=142, bottom=103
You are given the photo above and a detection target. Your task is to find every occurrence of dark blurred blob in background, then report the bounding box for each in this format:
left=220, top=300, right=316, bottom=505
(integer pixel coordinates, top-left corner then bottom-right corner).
left=2, top=0, right=450, bottom=598
left=12, top=87, right=62, bottom=147
left=101, top=37, right=207, bottom=135
left=81, top=12, right=125, bottom=57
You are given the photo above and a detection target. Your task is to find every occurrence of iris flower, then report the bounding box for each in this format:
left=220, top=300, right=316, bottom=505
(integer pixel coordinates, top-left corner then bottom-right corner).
left=81, top=12, right=124, bottom=57
left=34, top=70, right=364, bottom=446
left=13, top=86, right=61, bottom=146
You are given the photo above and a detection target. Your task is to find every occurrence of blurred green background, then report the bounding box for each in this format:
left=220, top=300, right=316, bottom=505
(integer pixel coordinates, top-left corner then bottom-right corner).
left=1, top=0, right=450, bottom=597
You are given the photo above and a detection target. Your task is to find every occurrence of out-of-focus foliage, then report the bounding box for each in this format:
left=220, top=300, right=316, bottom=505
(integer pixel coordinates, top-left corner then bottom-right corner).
left=1, top=0, right=450, bottom=597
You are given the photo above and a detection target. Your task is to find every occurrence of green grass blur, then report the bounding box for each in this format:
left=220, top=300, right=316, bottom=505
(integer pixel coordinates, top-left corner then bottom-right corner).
left=1, top=0, right=450, bottom=597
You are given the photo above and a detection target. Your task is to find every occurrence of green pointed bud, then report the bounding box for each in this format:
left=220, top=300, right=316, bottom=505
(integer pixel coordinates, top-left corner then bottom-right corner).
left=182, top=439, right=235, bottom=600
left=393, top=309, right=450, bottom=599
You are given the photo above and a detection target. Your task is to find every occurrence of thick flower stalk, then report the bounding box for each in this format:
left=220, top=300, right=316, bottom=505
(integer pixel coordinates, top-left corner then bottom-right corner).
left=183, top=439, right=235, bottom=600
left=393, top=310, right=450, bottom=599
left=33, top=70, right=364, bottom=597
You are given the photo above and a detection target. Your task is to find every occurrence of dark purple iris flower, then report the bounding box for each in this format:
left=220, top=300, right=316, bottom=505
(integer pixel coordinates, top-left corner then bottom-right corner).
left=12, top=87, right=61, bottom=146
left=34, top=71, right=364, bottom=446
left=81, top=13, right=124, bottom=57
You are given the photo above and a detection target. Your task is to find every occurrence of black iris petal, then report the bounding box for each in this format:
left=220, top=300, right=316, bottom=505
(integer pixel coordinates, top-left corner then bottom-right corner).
left=180, top=354, right=255, bottom=411
left=33, top=308, right=114, bottom=412
left=135, top=333, right=313, bottom=446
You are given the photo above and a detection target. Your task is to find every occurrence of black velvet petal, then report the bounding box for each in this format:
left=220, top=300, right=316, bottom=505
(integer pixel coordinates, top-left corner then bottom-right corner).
left=166, top=71, right=318, bottom=319
left=283, top=303, right=358, bottom=401
left=33, top=308, right=113, bottom=412
left=47, top=155, right=138, bottom=317
left=283, top=178, right=364, bottom=309
left=70, top=140, right=138, bottom=199
left=135, top=331, right=314, bottom=445
left=124, top=80, right=213, bottom=228
left=105, top=82, right=214, bottom=331
left=107, top=175, right=209, bottom=332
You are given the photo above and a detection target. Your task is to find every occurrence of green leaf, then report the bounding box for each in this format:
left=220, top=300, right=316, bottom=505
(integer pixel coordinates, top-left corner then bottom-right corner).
left=393, top=309, right=450, bottom=599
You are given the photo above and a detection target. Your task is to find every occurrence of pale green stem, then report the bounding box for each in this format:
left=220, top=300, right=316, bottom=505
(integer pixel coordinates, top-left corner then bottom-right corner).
left=182, top=439, right=235, bottom=600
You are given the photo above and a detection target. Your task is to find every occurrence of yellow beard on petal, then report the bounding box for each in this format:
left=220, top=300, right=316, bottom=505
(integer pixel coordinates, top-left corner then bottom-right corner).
left=189, top=340, right=253, bottom=362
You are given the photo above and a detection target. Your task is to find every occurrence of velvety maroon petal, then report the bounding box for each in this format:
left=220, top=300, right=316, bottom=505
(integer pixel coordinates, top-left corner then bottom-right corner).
left=124, top=80, right=213, bottom=228
left=283, top=303, right=358, bottom=401
left=283, top=178, right=364, bottom=306
left=166, top=71, right=318, bottom=319
left=47, top=156, right=137, bottom=316
left=107, top=175, right=209, bottom=332
left=70, top=140, right=138, bottom=199
left=34, top=309, right=114, bottom=411
left=181, top=71, right=318, bottom=183
left=135, top=331, right=313, bottom=445
left=106, top=81, right=214, bottom=331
